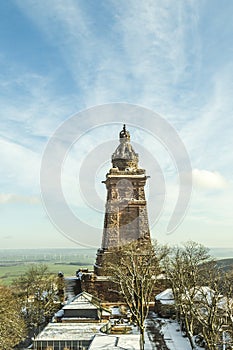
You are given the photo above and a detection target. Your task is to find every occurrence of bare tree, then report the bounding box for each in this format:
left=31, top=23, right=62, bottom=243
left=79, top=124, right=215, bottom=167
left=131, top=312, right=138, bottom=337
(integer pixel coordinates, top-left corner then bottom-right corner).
left=106, top=239, right=168, bottom=350
left=165, top=241, right=213, bottom=349
left=223, top=269, right=233, bottom=345
left=14, top=264, right=60, bottom=336
left=0, top=285, right=26, bottom=349
left=192, top=269, right=233, bottom=350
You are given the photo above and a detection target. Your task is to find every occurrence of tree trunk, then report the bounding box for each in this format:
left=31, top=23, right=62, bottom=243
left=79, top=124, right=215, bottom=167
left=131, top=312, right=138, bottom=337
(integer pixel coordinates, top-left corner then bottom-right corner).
left=140, top=327, right=145, bottom=350
left=184, top=316, right=196, bottom=349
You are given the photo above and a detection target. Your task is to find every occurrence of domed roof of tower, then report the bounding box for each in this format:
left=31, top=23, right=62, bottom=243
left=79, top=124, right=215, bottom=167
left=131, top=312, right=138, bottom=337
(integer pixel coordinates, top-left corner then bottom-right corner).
left=112, top=124, right=138, bottom=170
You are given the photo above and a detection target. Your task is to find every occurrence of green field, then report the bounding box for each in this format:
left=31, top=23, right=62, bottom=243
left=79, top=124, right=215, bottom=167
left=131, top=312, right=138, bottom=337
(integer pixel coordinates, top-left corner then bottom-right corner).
left=0, top=263, right=94, bottom=285
left=0, top=248, right=96, bottom=285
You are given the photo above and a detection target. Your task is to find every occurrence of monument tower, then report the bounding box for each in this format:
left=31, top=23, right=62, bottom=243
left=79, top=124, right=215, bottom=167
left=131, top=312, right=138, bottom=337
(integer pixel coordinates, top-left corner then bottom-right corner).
left=95, top=125, right=151, bottom=275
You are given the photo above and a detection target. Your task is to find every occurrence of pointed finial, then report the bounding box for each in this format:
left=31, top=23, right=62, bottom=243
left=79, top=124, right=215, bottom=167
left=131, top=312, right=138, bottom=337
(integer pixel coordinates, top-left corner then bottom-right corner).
left=119, top=124, right=130, bottom=140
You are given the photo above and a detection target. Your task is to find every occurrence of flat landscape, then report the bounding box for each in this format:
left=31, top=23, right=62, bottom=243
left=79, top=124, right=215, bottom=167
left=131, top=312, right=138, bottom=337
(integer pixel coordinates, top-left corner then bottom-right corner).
left=1, top=247, right=233, bottom=285
left=0, top=248, right=96, bottom=285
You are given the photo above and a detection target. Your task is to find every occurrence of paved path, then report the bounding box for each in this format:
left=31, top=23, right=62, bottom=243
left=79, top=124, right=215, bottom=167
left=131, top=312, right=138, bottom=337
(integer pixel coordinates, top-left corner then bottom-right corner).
left=145, top=312, right=193, bottom=350
left=145, top=312, right=170, bottom=349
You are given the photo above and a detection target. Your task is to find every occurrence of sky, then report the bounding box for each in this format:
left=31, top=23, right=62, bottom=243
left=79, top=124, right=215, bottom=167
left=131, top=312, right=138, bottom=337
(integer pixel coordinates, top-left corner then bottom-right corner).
left=0, top=0, right=233, bottom=250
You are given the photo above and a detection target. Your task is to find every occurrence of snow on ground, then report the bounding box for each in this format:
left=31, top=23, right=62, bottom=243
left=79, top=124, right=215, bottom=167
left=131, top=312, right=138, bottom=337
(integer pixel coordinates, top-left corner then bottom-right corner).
left=161, top=319, right=192, bottom=350
left=145, top=312, right=203, bottom=350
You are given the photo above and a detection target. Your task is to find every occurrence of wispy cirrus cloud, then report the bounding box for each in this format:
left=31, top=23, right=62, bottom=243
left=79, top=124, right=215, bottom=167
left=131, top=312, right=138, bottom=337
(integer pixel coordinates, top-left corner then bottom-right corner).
left=15, top=0, right=105, bottom=94
left=181, top=63, right=233, bottom=179
left=15, top=0, right=201, bottom=111
left=0, top=137, right=40, bottom=191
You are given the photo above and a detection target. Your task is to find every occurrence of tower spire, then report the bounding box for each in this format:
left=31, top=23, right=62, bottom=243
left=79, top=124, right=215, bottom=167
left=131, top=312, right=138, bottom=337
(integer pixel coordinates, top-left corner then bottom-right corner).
left=94, top=125, right=151, bottom=276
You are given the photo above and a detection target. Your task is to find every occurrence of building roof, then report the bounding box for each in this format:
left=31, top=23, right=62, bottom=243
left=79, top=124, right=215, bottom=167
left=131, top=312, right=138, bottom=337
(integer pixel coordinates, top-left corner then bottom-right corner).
left=63, top=291, right=103, bottom=310
left=88, top=334, right=140, bottom=350
left=182, top=286, right=217, bottom=304
left=63, top=298, right=97, bottom=310
left=54, top=291, right=111, bottom=322
left=155, top=288, right=175, bottom=305
left=34, top=322, right=104, bottom=341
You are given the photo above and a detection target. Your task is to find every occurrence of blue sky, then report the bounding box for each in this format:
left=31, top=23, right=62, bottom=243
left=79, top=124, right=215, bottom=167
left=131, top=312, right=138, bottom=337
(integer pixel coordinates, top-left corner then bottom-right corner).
left=0, top=0, right=233, bottom=249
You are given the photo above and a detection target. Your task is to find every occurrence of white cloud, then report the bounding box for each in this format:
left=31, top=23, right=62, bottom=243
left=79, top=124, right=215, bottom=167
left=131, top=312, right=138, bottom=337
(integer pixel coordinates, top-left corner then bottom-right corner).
left=0, top=193, right=40, bottom=204
left=192, top=168, right=228, bottom=190
left=0, top=137, right=40, bottom=192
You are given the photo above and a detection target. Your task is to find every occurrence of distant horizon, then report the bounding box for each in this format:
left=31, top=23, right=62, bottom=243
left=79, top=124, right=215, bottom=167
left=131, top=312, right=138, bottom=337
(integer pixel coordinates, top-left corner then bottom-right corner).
left=1, top=246, right=233, bottom=260
left=1, top=246, right=233, bottom=250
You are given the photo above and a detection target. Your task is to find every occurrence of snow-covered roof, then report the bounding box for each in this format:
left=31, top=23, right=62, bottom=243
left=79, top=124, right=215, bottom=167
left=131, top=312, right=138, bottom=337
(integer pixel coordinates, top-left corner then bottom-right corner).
left=110, top=306, right=122, bottom=316
left=183, top=286, right=219, bottom=305
left=63, top=299, right=97, bottom=310
left=63, top=291, right=101, bottom=310
left=88, top=335, right=116, bottom=349
left=88, top=334, right=140, bottom=350
left=34, top=322, right=104, bottom=341
left=102, top=309, right=112, bottom=316
left=155, top=288, right=175, bottom=305
left=181, top=286, right=233, bottom=311
left=189, top=286, right=215, bottom=300
left=117, top=334, right=140, bottom=349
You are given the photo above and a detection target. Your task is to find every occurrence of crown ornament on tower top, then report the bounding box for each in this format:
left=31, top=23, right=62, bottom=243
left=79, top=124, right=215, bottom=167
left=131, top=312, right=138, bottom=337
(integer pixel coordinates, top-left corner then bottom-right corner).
left=112, top=124, right=138, bottom=170
left=119, top=124, right=130, bottom=141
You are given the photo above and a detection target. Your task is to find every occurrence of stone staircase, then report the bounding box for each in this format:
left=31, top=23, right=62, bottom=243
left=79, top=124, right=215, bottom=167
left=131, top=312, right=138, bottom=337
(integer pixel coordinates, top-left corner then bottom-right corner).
left=65, top=277, right=82, bottom=300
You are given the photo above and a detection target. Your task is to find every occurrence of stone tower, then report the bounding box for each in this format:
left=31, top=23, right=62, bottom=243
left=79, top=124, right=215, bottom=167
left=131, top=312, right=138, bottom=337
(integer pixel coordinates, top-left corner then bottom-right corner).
left=94, top=125, right=151, bottom=275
